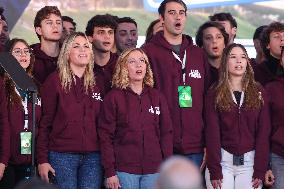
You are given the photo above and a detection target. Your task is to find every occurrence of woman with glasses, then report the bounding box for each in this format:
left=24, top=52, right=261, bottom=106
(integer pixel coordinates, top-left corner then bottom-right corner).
left=98, top=48, right=173, bottom=189
left=0, top=38, right=41, bottom=189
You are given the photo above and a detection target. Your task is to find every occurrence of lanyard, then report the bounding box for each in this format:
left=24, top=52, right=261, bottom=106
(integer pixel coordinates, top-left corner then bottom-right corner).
left=15, top=88, right=29, bottom=130
left=172, top=50, right=187, bottom=85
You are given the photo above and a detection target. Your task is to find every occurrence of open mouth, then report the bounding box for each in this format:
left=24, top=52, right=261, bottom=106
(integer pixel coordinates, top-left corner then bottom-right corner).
left=19, top=59, right=27, bottom=63
left=103, top=42, right=111, bottom=46
left=212, top=47, right=219, bottom=52
left=175, top=23, right=181, bottom=28
left=78, top=54, right=87, bottom=58
left=235, top=65, right=243, bottom=70
left=136, top=70, right=142, bottom=74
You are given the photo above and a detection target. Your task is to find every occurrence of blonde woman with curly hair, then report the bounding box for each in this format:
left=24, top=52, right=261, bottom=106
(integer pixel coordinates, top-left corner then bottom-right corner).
left=98, top=48, right=173, bottom=189
left=205, top=43, right=271, bottom=189
left=37, top=32, right=103, bottom=189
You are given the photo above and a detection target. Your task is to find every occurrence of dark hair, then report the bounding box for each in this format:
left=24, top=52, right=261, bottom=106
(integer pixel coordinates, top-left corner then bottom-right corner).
left=209, top=12, right=237, bottom=28
left=117, top=17, right=137, bottom=27
left=62, top=16, right=76, bottom=30
left=158, top=0, right=187, bottom=18
left=0, top=6, right=6, bottom=21
left=195, top=21, right=229, bottom=47
left=4, top=38, right=34, bottom=76
left=4, top=38, right=35, bottom=105
left=85, top=14, right=117, bottom=37
left=145, top=19, right=161, bottom=43
left=34, top=6, right=62, bottom=39
left=253, top=25, right=267, bottom=40
left=260, top=22, right=284, bottom=58
left=15, top=178, right=57, bottom=189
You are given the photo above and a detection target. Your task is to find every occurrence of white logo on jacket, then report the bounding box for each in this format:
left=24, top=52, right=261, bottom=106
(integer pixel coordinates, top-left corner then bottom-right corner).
left=149, top=106, right=160, bottom=115
left=36, top=97, right=41, bottom=106
left=92, top=93, right=103, bottom=101
left=188, top=70, right=201, bottom=79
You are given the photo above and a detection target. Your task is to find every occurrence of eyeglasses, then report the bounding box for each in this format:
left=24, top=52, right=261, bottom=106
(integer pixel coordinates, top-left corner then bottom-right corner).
left=12, top=49, right=31, bottom=57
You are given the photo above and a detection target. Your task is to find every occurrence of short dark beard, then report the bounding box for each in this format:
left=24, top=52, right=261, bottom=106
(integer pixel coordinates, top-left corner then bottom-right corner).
left=93, top=43, right=109, bottom=53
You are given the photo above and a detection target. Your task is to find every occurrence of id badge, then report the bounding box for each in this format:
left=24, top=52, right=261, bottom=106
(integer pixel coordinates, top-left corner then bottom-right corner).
left=20, top=132, right=32, bottom=154
left=178, top=86, right=192, bottom=108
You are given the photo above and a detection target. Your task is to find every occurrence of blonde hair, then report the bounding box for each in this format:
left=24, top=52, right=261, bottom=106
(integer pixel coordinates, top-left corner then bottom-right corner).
left=112, top=48, right=154, bottom=89
left=57, top=32, right=95, bottom=93
left=216, top=43, right=263, bottom=111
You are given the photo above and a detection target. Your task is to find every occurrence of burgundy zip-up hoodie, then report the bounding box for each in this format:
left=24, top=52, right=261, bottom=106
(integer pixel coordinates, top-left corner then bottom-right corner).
left=0, top=44, right=3, bottom=53
left=254, top=55, right=281, bottom=86
left=265, top=77, right=284, bottom=158
left=94, top=52, right=118, bottom=98
left=0, top=78, right=10, bottom=165
left=31, top=43, right=58, bottom=84
left=37, top=71, right=102, bottom=164
left=8, top=97, right=41, bottom=165
left=209, top=64, right=219, bottom=88
left=142, top=32, right=210, bottom=154
left=205, top=88, right=271, bottom=181
left=98, top=87, right=173, bottom=177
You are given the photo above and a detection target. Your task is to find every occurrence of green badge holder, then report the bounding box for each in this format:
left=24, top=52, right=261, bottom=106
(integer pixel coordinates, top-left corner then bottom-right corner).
left=178, top=86, right=192, bottom=108
left=20, top=132, right=32, bottom=154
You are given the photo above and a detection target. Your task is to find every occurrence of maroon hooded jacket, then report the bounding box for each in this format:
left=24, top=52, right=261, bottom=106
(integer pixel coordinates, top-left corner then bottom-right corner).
left=98, top=87, right=173, bottom=177
left=94, top=52, right=118, bottom=98
left=0, top=44, right=3, bottom=53
left=254, top=55, right=281, bottom=86
left=142, top=32, right=210, bottom=154
left=37, top=71, right=102, bottom=164
left=265, top=77, right=284, bottom=158
left=31, top=43, right=58, bottom=84
left=7, top=95, right=41, bottom=165
left=205, top=88, right=271, bottom=181
left=0, top=78, right=9, bottom=165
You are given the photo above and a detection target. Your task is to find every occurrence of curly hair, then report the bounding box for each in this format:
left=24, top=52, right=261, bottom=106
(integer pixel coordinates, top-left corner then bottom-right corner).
left=112, top=48, right=154, bottom=89
left=34, top=6, right=62, bottom=40
left=85, top=14, right=117, bottom=37
left=215, top=43, right=263, bottom=111
left=260, top=22, right=284, bottom=58
left=4, top=38, right=35, bottom=106
left=58, top=32, right=95, bottom=93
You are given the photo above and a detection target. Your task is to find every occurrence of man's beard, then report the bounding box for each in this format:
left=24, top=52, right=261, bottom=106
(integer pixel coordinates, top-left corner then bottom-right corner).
left=93, top=42, right=109, bottom=53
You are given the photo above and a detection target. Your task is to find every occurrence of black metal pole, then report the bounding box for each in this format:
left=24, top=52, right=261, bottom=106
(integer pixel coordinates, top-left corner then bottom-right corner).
left=31, top=91, right=37, bottom=177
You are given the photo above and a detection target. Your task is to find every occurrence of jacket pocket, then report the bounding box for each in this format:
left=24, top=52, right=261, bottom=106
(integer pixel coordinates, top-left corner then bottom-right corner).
left=56, top=121, right=82, bottom=140
left=144, top=129, right=163, bottom=162
left=114, top=130, right=141, bottom=165
left=271, top=125, right=284, bottom=146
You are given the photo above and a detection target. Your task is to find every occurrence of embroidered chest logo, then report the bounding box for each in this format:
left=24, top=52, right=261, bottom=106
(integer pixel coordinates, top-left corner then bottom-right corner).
left=148, top=106, right=160, bottom=115
left=188, top=70, right=201, bottom=79
left=92, top=92, right=103, bottom=101
left=36, top=97, right=41, bottom=106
